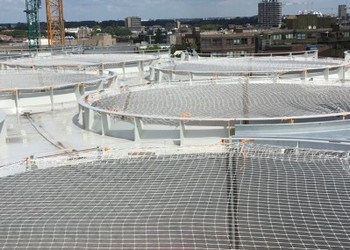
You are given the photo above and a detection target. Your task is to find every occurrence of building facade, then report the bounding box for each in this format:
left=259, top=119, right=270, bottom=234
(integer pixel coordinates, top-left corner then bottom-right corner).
left=286, top=14, right=336, bottom=30
left=138, top=26, right=169, bottom=45
left=77, top=33, right=116, bottom=47
left=193, top=25, right=350, bottom=58
left=258, top=0, right=282, bottom=28
left=199, top=31, right=256, bottom=56
left=339, top=5, right=347, bottom=20
left=125, top=16, right=142, bottom=32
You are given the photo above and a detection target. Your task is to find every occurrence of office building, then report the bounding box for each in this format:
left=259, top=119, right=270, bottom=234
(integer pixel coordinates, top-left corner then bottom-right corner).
left=258, top=0, right=282, bottom=28
left=125, top=16, right=142, bottom=31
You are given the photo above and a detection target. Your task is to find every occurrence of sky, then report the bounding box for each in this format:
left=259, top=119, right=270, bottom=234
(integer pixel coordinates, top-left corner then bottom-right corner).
left=1, top=0, right=349, bottom=23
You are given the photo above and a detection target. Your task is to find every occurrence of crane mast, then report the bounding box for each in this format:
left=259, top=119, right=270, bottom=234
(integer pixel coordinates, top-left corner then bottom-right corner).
left=24, top=0, right=41, bottom=49
left=46, top=0, right=65, bottom=46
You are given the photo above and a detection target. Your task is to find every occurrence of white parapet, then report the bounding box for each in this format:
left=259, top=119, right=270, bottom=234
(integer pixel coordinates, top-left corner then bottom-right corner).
left=0, top=110, right=6, bottom=144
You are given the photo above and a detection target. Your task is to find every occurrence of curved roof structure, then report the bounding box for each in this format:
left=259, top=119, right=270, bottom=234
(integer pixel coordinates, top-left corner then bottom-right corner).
left=0, top=70, right=117, bottom=113
left=151, top=52, right=350, bottom=82
left=162, top=57, right=345, bottom=73
left=0, top=71, right=107, bottom=90
left=0, top=145, right=349, bottom=249
left=1, top=54, right=159, bottom=70
left=89, top=81, right=350, bottom=122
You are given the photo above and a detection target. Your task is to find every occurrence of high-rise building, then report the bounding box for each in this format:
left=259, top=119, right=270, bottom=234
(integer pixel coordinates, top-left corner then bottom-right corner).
left=338, top=5, right=347, bottom=20
left=125, top=16, right=142, bottom=31
left=258, top=0, right=282, bottom=28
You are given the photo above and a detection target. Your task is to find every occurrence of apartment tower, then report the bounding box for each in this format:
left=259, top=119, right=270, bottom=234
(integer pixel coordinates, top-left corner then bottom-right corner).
left=338, top=5, right=347, bottom=20
left=258, top=0, right=282, bottom=28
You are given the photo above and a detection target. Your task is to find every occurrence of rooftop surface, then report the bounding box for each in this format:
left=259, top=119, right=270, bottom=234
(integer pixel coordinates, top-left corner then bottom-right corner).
left=1, top=51, right=350, bottom=249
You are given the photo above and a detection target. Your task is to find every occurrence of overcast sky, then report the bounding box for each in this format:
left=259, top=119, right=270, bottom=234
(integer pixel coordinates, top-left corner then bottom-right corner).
left=1, top=0, right=348, bottom=23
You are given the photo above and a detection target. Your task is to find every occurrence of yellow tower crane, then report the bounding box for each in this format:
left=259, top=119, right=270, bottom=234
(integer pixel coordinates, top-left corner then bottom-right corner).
left=45, top=0, right=65, bottom=46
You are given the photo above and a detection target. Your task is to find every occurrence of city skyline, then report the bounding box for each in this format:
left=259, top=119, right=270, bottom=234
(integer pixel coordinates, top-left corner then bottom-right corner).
left=0, top=0, right=348, bottom=23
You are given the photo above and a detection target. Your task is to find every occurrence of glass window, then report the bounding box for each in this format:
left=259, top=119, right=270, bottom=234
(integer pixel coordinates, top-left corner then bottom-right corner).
left=212, top=39, right=222, bottom=46
left=226, top=39, right=234, bottom=46
left=234, top=39, right=241, bottom=45
left=201, top=39, right=210, bottom=47
left=296, top=33, right=306, bottom=40
left=272, top=34, right=282, bottom=40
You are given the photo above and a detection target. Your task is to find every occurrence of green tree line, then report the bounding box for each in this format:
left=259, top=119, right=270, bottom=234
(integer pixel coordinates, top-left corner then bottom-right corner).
left=0, top=16, right=259, bottom=39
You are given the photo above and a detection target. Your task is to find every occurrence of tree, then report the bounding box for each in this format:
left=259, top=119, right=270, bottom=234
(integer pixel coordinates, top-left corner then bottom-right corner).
left=115, top=27, right=132, bottom=36
left=1, top=30, right=27, bottom=38
left=102, top=25, right=131, bottom=36
left=103, top=26, right=115, bottom=35
left=154, top=28, right=162, bottom=44
left=200, top=24, right=222, bottom=31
